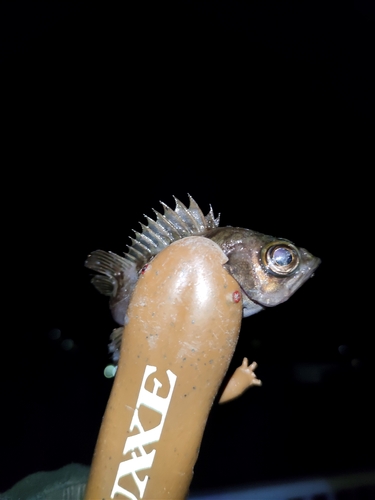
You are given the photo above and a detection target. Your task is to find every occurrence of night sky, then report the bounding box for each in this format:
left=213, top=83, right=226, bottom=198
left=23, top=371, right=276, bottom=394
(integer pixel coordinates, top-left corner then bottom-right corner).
left=1, top=0, right=374, bottom=495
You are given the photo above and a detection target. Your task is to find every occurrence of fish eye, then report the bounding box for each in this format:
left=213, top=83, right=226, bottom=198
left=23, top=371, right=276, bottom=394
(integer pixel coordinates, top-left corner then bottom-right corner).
left=262, top=242, right=300, bottom=276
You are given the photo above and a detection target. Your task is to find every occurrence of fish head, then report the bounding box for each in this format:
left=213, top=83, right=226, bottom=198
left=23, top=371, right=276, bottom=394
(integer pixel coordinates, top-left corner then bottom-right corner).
left=208, top=227, right=321, bottom=317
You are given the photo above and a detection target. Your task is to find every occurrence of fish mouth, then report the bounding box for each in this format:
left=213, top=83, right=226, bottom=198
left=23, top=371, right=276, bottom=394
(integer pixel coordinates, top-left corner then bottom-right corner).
left=284, top=251, right=321, bottom=297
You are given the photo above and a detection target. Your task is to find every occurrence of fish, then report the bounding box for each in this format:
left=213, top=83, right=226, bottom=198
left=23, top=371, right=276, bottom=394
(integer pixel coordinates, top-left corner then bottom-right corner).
left=85, top=195, right=320, bottom=362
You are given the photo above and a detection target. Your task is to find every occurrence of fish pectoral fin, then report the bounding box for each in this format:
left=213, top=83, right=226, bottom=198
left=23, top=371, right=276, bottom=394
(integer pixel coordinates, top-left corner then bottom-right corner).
left=85, top=249, right=135, bottom=297
left=91, top=274, right=117, bottom=296
left=109, top=327, right=125, bottom=363
left=219, top=358, right=262, bottom=404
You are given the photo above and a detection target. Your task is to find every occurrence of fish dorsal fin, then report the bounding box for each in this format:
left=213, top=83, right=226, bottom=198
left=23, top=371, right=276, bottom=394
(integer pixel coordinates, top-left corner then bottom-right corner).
left=206, top=204, right=220, bottom=229
left=86, top=196, right=219, bottom=294
left=124, top=195, right=219, bottom=270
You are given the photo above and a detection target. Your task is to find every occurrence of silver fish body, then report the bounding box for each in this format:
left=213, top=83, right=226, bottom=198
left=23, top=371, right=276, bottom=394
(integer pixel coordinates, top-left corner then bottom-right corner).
left=85, top=196, right=320, bottom=361
left=207, top=226, right=320, bottom=316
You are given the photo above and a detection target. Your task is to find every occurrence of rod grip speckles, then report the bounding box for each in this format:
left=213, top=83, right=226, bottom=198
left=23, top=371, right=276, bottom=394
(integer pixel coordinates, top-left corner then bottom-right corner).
left=84, top=237, right=243, bottom=500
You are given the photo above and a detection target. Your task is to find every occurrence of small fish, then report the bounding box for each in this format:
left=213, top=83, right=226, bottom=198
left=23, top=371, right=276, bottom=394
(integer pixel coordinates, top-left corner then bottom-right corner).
left=86, top=195, right=320, bottom=361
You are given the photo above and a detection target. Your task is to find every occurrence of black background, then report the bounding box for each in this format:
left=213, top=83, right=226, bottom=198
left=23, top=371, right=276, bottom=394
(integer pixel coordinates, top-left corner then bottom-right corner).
left=1, top=0, right=374, bottom=494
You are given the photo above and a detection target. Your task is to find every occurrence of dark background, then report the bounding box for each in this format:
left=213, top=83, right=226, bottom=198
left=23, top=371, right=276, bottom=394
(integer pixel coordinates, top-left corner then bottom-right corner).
left=1, top=0, right=374, bottom=494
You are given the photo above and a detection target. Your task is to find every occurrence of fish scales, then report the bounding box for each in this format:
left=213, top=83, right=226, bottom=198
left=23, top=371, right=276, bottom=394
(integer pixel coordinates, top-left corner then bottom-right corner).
left=85, top=195, right=320, bottom=362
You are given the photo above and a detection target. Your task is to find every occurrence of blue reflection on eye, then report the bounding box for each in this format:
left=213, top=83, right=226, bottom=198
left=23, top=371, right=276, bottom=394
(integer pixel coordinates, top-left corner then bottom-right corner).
left=273, top=247, right=292, bottom=266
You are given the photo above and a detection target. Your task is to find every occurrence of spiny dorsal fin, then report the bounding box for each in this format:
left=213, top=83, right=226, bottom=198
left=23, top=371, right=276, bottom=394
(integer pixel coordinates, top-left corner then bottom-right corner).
left=86, top=197, right=220, bottom=295
left=185, top=194, right=207, bottom=232
left=206, top=204, right=220, bottom=229
left=173, top=196, right=202, bottom=232
left=123, top=195, right=219, bottom=270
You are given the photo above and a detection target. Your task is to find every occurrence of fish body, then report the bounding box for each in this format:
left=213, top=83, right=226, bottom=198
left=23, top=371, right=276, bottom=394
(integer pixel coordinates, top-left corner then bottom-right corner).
left=85, top=196, right=320, bottom=361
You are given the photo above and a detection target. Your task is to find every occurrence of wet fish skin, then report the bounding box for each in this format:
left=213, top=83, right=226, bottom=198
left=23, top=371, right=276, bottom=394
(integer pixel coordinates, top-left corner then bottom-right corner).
left=206, top=226, right=320, bottom=316
left=85, top=196, right=320, bottom=361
